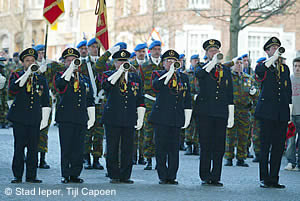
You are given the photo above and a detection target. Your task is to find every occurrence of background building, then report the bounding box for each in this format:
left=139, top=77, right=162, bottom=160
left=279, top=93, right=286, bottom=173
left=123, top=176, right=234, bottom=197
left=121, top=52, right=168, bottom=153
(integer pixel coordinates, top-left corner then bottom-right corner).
left=0, top=0, right=299, bottom=67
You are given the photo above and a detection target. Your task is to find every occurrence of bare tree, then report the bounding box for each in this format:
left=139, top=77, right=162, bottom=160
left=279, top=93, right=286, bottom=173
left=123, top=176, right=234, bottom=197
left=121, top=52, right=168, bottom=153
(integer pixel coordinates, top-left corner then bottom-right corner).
left=193, top=0, right=297, bottom=59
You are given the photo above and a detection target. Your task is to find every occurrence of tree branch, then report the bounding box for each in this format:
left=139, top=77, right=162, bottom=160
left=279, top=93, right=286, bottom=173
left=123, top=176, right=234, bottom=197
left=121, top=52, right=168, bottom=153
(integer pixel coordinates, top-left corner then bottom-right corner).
left=224, top=0, right=232, bottom=6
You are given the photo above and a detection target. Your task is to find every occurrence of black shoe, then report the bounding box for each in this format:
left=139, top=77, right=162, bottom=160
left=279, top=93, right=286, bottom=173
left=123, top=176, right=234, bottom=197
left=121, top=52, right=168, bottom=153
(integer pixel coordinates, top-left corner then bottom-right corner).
left=120, top=179, right=134, bottom=184
left=211, top=181, right=223, bottom=186
left=260, top=181, right=271, bottom=188
left=236, top=159, right=249, bottom=167
left=69, top=176, right=84, bottom=183
left=159, top=180, right=168, bottom=184
left=61, top=177, right=69, bottom=184
left=110, top=179, right=120, bottom=184
left=184, top=145, right=193, bottom=155
left=105, top=172, right=109, bottom=177
left=224, top=159, right=233, bottom=166
left=168, top=180, right=178, bottom=185
left=271, top=183, right=285, bottom=189
left=11, top=177, right=22, bottom=183
left=144, top=159, right=152, bottom=170
left=138, top=157, right=146, bottom=165
left=26, top=178, right=42, bottom=183
left=39, top=162, right=50, bottom=169
left=193, top=145, right=200, bottom=155
left=201, top=180, right=212, bottom=186
left=132, top=160, right=137, bottom=165
left=92, top=158, right=104, bottom=170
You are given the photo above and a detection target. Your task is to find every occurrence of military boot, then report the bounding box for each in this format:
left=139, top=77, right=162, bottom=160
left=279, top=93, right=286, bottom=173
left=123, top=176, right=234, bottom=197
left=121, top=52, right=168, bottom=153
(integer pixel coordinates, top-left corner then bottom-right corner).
left=193, top=144, right=200, bottom=155
left=236, top=159, right=249, bottom=167
left=252, top=154, right=260, bottom=163
left=138, top=156, right=146, bottom=165
left=92, top=157, right=104, bottom=170
left=39, top=152, right=50, bottom=169
left=184, top=145, right=193, bottom=155
left=83, top=154, right=92, bottom=169
left=224, top=159, right=233, bottom=166
left=144, top=158, right=152, bottom=170
left=247, top=149, right=254, bottom=158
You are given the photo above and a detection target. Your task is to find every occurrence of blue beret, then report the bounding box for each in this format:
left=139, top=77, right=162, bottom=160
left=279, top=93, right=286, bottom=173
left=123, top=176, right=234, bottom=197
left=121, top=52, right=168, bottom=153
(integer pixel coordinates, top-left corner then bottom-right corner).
left=179, top=54, right=185, bottom=59
left=76, top=40, right=87, bottom=49
left=87, top=38, right=97, bottom=47
left=130, top=52, right=136, bottom=58
left=237, top=57, right=242, bottom=61
left=34, top=44, right=45, bottom=51
left=149, top=40, right=161, bottom=50
left=190, top=54, right=199, bottom=60
left=241, top=54, right=248, bottom=58
left=114, top=42, right=127, bottom=50
left=256, top=57, right=266, bottom=63
left=13, top=52, right=19, bottom=57
left=203, top=55, right=208, bottom=60
left=134, top=43, right=147, bottom=51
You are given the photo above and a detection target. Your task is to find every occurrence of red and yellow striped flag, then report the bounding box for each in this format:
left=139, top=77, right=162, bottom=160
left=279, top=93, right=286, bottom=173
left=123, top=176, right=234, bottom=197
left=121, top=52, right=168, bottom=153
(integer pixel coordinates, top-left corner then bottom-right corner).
left=95, top=0, right=109, bottom=50
left=43, top=0, right=65, bottom=25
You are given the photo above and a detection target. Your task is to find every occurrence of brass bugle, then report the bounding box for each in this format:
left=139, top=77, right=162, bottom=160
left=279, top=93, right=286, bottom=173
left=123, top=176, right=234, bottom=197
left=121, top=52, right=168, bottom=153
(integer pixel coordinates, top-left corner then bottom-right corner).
left=216, top=53, right=223, bottom=61
left=30, top=64, right=39, bottom=72
left=74, top=58, right=82, bottom=66
left=173, top=61, right=181, bottom=69
left=122, top=62, right=131, bottom=71
left=278, top=47, right=285, bottom=55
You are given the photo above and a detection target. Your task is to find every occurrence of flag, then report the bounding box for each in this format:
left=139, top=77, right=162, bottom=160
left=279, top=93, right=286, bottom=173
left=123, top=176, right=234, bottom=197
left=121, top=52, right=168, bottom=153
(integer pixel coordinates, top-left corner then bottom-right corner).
left=95, top=0, right=109, bottom=50
left=43, top=0, right=65, bottom=25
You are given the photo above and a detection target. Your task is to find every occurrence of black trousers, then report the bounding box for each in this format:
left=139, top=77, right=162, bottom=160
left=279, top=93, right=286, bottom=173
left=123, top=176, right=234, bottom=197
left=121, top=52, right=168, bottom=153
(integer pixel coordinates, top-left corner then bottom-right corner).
left=12, top=122, right=40, bottom=179
left=105, top=124, right=134, bottom=180
left=58, top=123, right=85, bottom=178
left=197, top=116, right=227, bottom=182
left=259, top=119, right=287, bottom=183
left=154, top=124, right=180, bottom=181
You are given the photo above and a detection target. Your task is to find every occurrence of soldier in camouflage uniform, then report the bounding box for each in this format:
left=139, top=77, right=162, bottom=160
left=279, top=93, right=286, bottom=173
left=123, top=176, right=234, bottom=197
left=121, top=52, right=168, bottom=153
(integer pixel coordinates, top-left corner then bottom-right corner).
left=77, top=38, right=107, bottom=170
left=184, top=54, right=200, bottom=155
left=224, top=57, right=257, bottom=167
left=36, top=44, right=65, bottom=169
left=249, top=57, right=265, bottom=162
left=0, top=61, right=8, bottom=128
left=130, top=43, right=148, bottom=165
left=142, top=40, right=163, bottom=170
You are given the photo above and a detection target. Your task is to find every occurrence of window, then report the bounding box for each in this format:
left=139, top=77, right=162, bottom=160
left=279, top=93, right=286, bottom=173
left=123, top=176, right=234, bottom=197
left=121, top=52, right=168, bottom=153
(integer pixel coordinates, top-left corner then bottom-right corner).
left=248, top=0, right=280, bottom=12
left=188, top=0, right=210, bottom=10
left=139, top=0, right=147, bottom=14
left=123, top=0, right=131, bottom=16
left=157, top=0, right=165, bottom=12
left=188, top=32, right=209, bottom=60
left=15, top=0, right=24, bottom=13
left=248, top=32, right=279, bottom=68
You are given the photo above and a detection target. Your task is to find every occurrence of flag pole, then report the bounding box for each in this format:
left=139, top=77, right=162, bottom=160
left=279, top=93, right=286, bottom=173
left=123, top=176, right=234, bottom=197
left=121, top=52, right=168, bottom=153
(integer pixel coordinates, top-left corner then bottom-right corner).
left=44, top=24, right=49, bottom=60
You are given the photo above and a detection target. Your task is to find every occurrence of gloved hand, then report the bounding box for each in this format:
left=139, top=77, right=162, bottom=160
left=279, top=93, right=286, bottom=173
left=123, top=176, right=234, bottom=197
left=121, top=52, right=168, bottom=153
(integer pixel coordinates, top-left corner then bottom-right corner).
left=0, top=74, right=6, bottom=89
left=194, top=94, right=198, bottom=101
left=181, top=109, right=193, bottom=129
left=38, top=59, right=47, bottom=73
left=15, top=67, right=32, bottom=87
left=203, top=53, right=219, bottom=73
left=289, top=104, right=293, bottom=123
left=40, top=107, right=51, bottom=130
left=107, top=64, right=125, bottom=85
left=158, top=62, right=175, bottom=85
left=135, top=107, right=146, bottom=130
left=249, top=86, right=257, bottom=96
left=61, top=59, right=78, bottom=81
left=87, top=106, right=96, bottom=129
left=264, top=48, right=281, bottom=68
left=108, top=45, right=120, bottom=55
left=227, top=105, right=234, bottom=128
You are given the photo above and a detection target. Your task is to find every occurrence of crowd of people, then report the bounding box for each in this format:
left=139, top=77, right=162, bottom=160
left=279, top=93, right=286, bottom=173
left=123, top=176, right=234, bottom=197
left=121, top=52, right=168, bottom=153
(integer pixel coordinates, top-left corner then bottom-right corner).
left=0, top=36, right=299, bottom=188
